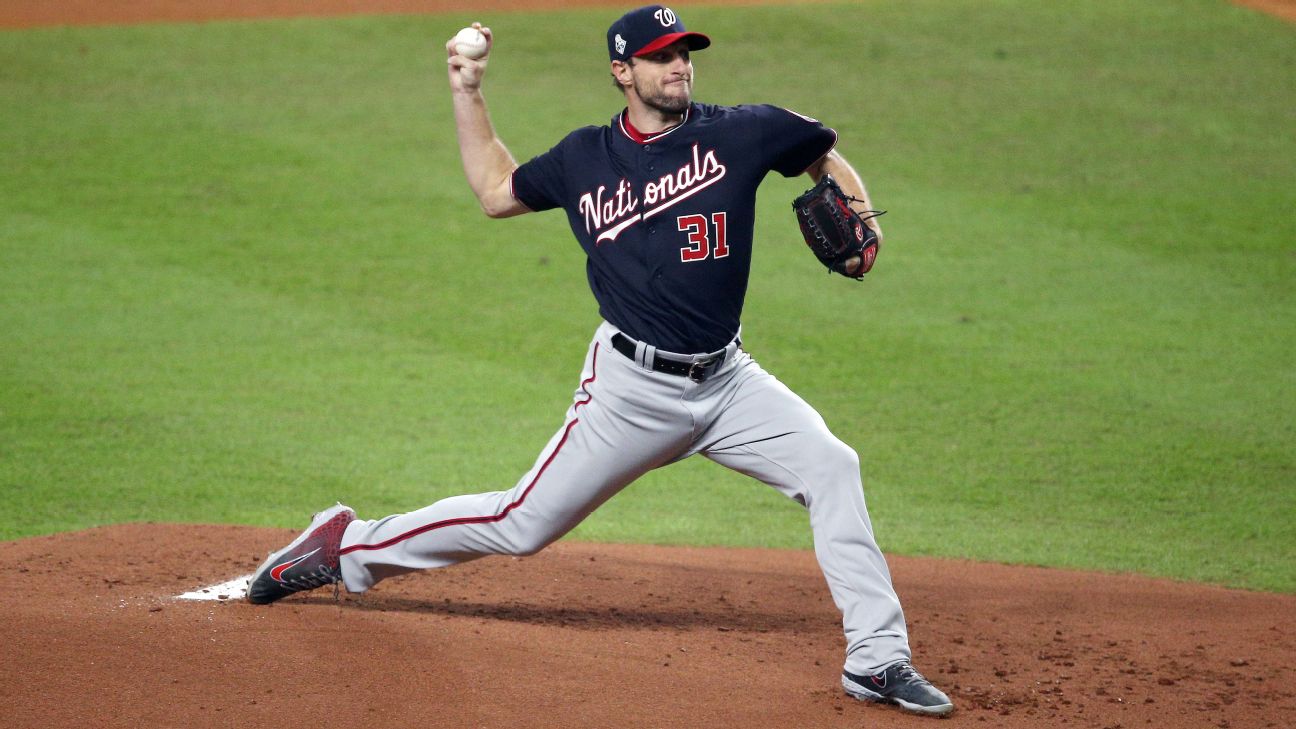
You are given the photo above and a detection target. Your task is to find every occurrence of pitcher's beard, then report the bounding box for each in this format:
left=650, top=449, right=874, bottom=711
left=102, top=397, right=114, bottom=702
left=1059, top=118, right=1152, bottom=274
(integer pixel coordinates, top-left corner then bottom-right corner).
left=635, top=79, right=691, bottom=116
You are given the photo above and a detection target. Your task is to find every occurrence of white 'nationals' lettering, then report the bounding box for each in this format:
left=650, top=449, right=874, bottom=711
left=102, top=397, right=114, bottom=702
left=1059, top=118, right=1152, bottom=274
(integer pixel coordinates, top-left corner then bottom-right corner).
left=643, top=144, right=725, bottom=208
left=578, top=178, right=639, bottom=237
left=580, top=143, right=728, bottom=244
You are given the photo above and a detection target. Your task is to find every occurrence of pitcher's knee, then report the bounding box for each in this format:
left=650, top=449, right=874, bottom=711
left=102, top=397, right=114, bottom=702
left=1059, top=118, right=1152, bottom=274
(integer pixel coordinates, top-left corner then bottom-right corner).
left=494, top=525, right=559, bottom=557
left=790, top=437, right=863, bottom=507
left=491, top=511, right=570, bottom=556
left=807, top=437, right=860, bottom=481
left=509, top=533, right=556, bottom=557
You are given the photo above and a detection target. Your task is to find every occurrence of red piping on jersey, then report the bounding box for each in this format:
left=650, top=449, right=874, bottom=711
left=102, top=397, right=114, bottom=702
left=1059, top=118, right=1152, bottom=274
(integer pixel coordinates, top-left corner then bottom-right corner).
left=618, top=106, right=691, bottom=144
left=507, top=168, right=536, bottom=212
left=339, top=344, right=600, bottom=555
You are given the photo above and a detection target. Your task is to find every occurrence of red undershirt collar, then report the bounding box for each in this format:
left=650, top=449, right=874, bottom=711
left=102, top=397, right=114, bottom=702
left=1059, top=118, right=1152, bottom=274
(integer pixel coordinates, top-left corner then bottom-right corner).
left=618, top=107, right=691, bottom=144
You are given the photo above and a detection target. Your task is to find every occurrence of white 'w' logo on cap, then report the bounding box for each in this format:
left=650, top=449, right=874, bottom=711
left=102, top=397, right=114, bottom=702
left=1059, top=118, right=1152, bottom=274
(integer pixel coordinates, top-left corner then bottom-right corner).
left=654, top=8, right=677, bottom=26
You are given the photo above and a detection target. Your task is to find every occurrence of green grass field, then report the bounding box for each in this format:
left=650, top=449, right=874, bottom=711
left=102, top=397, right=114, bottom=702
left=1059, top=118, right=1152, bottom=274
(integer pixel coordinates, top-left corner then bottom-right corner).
left=1, top=1, right=1292, bottom=592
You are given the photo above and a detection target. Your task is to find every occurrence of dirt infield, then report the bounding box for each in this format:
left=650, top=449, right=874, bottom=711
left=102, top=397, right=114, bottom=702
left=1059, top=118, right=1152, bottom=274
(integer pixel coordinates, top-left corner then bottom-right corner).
left=3, top=2, right=1294, bottom=727
left=1, top=0, right=1292, bottom=27
left=0, top=0, right=814, bottom=29
left=3, top=524, right=1294, bottom=728
left=1238, top=0, right=1296, bottom=21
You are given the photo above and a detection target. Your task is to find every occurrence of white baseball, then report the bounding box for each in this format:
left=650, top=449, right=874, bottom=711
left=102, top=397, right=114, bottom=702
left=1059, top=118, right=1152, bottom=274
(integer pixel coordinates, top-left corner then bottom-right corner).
left=454, top=27, right=488, bottom=60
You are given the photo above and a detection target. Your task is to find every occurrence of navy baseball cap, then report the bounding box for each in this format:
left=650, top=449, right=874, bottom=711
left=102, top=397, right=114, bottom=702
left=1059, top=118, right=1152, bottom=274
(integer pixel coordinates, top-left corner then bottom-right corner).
left=607, top=5, right=711, bottom=61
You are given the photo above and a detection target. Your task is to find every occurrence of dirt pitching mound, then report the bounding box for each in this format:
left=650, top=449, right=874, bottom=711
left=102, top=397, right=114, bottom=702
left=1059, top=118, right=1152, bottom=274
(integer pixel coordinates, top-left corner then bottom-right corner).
left=2, top=524, right=1292, bottom=728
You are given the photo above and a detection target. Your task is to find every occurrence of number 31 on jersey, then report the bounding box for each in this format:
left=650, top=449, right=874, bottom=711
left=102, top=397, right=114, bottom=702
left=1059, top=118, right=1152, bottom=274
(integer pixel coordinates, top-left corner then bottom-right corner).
left=678, top=212, right=728, bottom=262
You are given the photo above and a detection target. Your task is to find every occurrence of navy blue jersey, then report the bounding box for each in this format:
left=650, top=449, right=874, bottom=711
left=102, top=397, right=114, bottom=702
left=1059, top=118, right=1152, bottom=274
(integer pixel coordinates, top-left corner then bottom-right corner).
left=511, top=102, right=836, bottom=354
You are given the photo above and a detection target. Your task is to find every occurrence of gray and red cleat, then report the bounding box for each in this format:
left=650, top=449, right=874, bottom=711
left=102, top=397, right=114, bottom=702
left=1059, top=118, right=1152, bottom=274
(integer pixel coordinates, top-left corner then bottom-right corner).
left=842, top=661, right=955, bottom=717
left=247, top=504, right=356, bottom=605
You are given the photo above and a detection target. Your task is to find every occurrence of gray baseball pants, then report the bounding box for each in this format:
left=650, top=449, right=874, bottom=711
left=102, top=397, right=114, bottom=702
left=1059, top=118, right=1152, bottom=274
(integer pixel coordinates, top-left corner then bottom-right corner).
left=338, top=321, right=910, bottom=674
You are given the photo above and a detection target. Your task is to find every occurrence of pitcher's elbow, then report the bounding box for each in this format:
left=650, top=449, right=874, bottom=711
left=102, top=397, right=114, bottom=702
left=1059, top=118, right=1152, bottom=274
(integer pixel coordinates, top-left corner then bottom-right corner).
left=479, top=195, right=527, bottom=219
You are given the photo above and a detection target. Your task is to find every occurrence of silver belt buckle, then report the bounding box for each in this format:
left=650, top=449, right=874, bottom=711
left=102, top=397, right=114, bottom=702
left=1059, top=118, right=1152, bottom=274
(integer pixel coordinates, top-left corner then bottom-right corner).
left=688, top=360, right=707, bottom=382
left=688, top=354, right=721, bottom=383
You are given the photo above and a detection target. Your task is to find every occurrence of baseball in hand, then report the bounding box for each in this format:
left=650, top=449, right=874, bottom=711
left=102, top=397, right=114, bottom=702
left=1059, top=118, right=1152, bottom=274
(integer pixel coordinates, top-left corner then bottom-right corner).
left=454, top=27, right=488, bottom=59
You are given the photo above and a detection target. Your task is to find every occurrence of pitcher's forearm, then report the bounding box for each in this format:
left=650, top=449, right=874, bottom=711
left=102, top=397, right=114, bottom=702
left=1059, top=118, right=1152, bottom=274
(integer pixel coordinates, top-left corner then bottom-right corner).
left=445, top=22, right=528, bottom=218
left=452, top=90, right=522, bottom=217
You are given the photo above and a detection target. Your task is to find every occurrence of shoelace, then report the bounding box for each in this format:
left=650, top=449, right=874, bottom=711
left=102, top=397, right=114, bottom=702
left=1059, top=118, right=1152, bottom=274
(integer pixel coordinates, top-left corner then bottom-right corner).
left=280, top=565, right=340, bottom=591
left=891, top=662, right=928, bottom=684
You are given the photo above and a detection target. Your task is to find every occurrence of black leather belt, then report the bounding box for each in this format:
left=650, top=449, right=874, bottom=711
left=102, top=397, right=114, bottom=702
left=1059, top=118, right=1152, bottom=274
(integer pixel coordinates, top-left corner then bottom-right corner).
left=611, top=333, right=729, bottom=383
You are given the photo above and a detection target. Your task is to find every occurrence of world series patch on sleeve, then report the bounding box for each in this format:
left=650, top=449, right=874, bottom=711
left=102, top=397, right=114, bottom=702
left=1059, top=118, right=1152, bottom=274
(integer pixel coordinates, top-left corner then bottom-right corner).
left=793, top=174, right=885, bottom=279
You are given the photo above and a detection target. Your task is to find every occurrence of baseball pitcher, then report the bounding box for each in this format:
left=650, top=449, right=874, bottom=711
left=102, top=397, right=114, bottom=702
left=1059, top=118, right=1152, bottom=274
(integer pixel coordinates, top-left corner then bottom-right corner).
left=248, top=5, right=953, bottom=717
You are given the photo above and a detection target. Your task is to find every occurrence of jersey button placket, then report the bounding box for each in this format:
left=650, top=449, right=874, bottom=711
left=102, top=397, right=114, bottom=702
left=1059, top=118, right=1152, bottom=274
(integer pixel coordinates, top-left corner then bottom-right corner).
left=644, top=146, right=656, bottom=232
left=640, top=148, right=653, bottom=232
